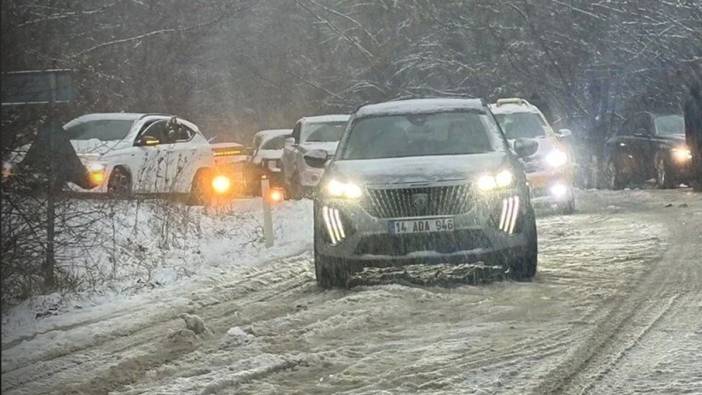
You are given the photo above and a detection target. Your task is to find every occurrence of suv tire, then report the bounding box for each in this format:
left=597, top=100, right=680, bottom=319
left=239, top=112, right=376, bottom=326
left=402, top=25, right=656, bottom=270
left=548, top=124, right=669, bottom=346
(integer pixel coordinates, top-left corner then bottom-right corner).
left=655, top=153, right=674, bottom=189
left=107, top=166, right=131, bottom=197
left=603, top=159, right=625, bottom=190
left=510, top=208, right=538, bottom=280
left=188, top=169, right=212, bottom=206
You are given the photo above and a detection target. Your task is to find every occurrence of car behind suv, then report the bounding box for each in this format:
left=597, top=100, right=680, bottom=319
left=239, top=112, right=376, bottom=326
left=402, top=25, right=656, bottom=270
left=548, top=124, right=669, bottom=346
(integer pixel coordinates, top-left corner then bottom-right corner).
left=63, top=113, right=235, bottom=203
left=282, top=115, right=349, bottom=198
left=312, top=98, right=539, bottom=288
left=604, top=112, right=692, bottom=189
left=490, top=98, right=576, bottom=213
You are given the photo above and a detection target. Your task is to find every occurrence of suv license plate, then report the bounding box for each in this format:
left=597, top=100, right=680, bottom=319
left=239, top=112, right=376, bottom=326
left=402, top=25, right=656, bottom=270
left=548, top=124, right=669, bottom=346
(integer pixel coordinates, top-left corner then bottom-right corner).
left=389, top=218, right=455, bottom=234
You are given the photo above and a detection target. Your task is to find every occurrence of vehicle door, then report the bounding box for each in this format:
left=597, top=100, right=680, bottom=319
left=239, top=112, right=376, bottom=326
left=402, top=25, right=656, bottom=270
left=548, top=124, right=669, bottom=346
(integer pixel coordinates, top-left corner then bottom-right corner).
left=162, top=119, right=202, bottom=193
left=132, top=119, right=170, bottom=193
left=282, top=122, right=302, bottom=182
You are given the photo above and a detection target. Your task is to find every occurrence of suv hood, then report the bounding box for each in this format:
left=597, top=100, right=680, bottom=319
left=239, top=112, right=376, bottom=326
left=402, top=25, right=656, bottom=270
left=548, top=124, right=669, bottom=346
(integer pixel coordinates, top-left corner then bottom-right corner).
left=654, top=134, right=686, bottom=146
left=71, top=139, right=124, bottom=155
left=300, top=141, right=338, bottom=155
left=330, top=153, right=509, bottom=186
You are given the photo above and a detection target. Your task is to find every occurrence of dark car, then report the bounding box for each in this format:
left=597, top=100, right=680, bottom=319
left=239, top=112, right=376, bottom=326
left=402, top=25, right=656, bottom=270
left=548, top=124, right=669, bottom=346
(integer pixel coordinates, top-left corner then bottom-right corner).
left=309, top=98, right=540, bottom=288
left=603, top=112, right=693, bottom=189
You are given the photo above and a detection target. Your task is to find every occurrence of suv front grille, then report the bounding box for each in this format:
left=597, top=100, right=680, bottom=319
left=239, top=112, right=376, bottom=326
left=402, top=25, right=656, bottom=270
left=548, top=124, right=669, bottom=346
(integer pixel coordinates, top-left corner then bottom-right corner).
left=363, top=185, right=472, bottom=218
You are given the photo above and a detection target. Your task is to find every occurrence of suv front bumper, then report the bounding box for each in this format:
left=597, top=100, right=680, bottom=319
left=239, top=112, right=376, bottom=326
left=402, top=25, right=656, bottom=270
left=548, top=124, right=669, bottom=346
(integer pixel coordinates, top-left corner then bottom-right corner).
left=315, top=192, right=532, bottom=272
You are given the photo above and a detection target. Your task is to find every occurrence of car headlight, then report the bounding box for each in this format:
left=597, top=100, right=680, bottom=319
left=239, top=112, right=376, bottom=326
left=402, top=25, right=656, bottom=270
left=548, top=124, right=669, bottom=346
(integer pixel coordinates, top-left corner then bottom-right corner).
left=325, top=179, right=363, bottom=199
left=671, top=147, right=692, bottom=163
left=545, top=149, right=568, bottom=168
left=86, top=162, right=107, bottom=186
left=477, top=170, right=514, bottom=191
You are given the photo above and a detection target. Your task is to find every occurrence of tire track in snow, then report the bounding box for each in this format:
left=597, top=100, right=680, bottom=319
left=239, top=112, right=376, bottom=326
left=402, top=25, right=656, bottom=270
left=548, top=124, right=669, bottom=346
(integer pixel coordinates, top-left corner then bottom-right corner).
left=533, top=192, right=702, bottom=395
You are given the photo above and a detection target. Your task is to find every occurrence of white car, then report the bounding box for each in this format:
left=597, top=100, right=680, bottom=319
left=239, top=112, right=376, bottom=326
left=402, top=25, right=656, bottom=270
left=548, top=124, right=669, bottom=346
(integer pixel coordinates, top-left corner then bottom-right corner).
left=282, top=114, right=349, bottom=198
left=63, top=113, right=235, bottom=203
left=489, top=98, right=576, bottom=213
left=251, top=129, right=291, bottom=175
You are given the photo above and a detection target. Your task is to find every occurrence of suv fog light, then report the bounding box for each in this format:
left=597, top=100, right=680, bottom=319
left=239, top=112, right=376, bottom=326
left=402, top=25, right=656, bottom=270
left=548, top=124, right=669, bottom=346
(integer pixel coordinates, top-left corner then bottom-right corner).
left=322, top=206, right=345, bottom=245
left=499, top=195, right=520, bottom=234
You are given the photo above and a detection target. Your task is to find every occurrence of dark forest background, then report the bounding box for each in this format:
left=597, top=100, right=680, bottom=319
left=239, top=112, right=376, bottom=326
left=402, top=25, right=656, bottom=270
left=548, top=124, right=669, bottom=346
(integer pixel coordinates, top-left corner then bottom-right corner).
left=2, top=0, right=701, bottom=148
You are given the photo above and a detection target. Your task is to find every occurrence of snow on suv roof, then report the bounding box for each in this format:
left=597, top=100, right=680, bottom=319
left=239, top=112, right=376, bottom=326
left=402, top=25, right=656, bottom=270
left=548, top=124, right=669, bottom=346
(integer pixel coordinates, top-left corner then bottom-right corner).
left=302, top=114, right=350, bottom=124
left=255, top=129, right=292, bottom=138
left=489, top=98, right=540, bottom=114
left=63, top=113, right=168, bottom=128
left=355, top=98, right=485, bottom=118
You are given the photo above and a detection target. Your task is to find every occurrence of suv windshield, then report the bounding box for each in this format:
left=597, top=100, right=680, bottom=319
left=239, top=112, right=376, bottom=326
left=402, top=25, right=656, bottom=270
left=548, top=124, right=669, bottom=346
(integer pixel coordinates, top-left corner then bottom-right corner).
left=64, top=119, right=134, bottom=141
left=341, top=111, right=497, bottom=160
left=261, top=135, right=287, bottom=150
left=494, top=112, right=546, bottom=139
left=654, top=115, right=684, bottom=136
left=303, top=122, right=347, bottom=142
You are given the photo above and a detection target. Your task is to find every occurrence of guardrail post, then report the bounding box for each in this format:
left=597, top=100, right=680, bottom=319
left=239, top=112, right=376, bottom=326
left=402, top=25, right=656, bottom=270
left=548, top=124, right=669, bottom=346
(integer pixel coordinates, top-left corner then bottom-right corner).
left=261, top=175, right=274, bottom=247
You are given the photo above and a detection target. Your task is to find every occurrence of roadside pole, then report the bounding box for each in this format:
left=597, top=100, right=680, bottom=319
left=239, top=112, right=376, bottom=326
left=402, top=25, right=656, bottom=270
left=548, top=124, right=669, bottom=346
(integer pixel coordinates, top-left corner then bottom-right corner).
left=44, top=72, right=57, bottom=289
left=2, top=69, right=73, bottom=291
left=261, top=176, right=274, bottom=247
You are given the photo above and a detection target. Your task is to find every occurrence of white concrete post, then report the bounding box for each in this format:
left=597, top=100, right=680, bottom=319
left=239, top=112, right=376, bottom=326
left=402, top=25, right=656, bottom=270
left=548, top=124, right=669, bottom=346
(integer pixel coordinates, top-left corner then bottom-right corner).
left=261, top=176, right=274, bottom=247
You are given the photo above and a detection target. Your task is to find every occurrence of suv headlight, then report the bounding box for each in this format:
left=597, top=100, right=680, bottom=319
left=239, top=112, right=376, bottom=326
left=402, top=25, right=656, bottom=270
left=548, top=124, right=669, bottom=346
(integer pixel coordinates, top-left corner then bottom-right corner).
left=325, top=179, right=363, bottom=199
left=477, top=170, right=514, bottom=191
left=545, top=149, right=568, bottom=168
left=671, top=147, right=692, bottom=163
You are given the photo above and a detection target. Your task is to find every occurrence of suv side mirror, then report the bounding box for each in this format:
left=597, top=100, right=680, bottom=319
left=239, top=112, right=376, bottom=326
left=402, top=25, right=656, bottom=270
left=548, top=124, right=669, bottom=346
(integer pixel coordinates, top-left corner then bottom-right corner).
left=304, top=149, right=328, bottom=168
left=285, top=137, right=296, bottom=146
left=557, top=129, right=572, bottom=138
left=137, top=135, right=160, bottom=146
left=514, top=138, right=539, bottom=158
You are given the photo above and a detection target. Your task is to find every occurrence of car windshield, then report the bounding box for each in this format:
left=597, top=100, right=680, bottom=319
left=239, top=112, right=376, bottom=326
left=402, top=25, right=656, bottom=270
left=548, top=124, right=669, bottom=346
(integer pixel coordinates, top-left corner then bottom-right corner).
left=494, top=112, right=547, bottom=139
left=654, top=115, right=684, bottom=136
left=261, top=135, right=287, bottom=150
left=341, top=111, right=498, bottom=160
left=302, top=122, right=347, bottom=142
left=64, top=119, right=133, bottom=141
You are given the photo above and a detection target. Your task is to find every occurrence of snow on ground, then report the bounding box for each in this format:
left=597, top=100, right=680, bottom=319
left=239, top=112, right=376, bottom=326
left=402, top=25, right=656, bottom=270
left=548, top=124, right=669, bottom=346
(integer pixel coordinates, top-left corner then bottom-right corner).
left=1, top=197, right=313, bottom=347
left=2, top=188, right=701, bottom=395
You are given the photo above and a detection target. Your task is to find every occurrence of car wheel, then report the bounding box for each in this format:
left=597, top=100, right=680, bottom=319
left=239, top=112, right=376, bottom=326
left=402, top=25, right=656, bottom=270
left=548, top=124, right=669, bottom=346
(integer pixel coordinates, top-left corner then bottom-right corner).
left=603, top=159, right=624, bottom=190
left=107, top=167, right=131, bottom=197
left=188, top=169, right=211, bottom=206
left=511, top=208, right=538, bottom=280
left=655, top=154, right=674, bottom=189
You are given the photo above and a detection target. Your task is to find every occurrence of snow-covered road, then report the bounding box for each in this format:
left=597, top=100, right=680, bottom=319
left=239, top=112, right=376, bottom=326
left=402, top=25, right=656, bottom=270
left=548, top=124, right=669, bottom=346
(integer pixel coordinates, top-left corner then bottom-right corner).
left=2, top=189, right=701, bottom=394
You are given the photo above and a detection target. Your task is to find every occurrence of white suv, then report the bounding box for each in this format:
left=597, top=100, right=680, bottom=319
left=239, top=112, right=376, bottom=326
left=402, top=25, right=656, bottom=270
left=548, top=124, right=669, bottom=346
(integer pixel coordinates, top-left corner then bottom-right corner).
left=282, top=114, right=349, bottom=198
left=63, top=113, right=229, bottom=203
left=489, top=98, right=576, bottom=213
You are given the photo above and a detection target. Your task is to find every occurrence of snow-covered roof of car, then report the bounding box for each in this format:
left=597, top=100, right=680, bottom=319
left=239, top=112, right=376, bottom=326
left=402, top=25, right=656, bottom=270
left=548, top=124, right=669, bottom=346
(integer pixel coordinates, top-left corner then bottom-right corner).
left=301, top=114, right=350, bottom=124
left=63, top=113, right=169, bottom=128
left=355, top=98, right=485, bottom=118
left=254, top=129, right=292, bottom=138
left=489, top=98, right=540, bottom=114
